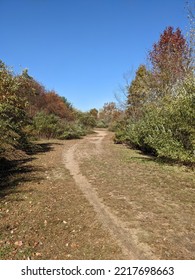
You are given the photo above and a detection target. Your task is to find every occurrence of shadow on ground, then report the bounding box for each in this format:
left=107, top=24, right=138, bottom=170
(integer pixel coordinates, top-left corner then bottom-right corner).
left=0, top=142, right=57, bottom=198
left=126, top=148, right=195, bottom=169
left=26, top=142, right=63, bottom=155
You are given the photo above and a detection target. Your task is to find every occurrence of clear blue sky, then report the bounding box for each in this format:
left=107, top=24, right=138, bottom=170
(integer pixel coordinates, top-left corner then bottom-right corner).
left=0, top=0, right=193, bottom=111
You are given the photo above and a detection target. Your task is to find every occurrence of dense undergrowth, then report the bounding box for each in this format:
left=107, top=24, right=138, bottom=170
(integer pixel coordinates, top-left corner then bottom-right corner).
left=1, top=22, right=195, bottom=168
left=0, top=60, right=96, bottom=159
left=114, top=75, right=195, bottom=165
left=114, top=26, right=195, bottom=165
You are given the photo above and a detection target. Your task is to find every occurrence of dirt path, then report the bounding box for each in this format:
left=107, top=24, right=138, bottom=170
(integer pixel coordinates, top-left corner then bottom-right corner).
left=64, top=130, right=195, bottom=260
left=1, top=130, right=195, bottom=259
left=64, top=130, right=154, bottom=259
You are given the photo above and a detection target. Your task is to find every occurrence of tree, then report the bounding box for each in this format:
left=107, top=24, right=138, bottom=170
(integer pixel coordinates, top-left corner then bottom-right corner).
left=44, top=91, right=75, bottom=120
left=98, top=102, right=122, bottom=126
left=187, top=2, right=195, bottom=72
left=89, top=108, right=98, bottom=120
left=0, top=61, right=30, bottom=150
left=78, top=112, right=96, bottom=128
left=127, top=64, right=151, bottom=118
left=16, top=70, right=47, bottom=117
left=149, top=26, right=190, bottom=94
left=61, top=96, right=73, bottom=110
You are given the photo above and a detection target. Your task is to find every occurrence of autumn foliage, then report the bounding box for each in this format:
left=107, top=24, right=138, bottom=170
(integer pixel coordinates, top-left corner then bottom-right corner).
left=44, top=91, right=75, bottom=120
left=115, top=26, right=195, bottom=164
left=149, top=26, right=190, bottom=88
left=0, top=59, right=92, bottom=155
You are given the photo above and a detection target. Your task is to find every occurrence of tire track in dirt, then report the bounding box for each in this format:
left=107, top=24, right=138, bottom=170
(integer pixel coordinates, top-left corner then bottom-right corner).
left=64, top=130, right=155, bottom=259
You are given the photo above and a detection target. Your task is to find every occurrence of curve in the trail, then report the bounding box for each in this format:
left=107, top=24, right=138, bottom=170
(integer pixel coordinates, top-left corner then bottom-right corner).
left=64, top=130, right=155, bottom=259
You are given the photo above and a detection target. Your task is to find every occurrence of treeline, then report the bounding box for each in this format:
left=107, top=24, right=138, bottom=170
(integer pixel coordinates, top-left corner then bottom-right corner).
left=1, top=24, right=194, bottom=166
left=114, top=26, right=195, bottom=165
left=0, top=61, right=97, bottom=156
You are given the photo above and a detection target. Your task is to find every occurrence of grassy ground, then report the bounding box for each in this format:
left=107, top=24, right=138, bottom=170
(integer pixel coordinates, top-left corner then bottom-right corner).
left=0, top=140, right=123, bottom=260
left=0, top=132, right=195, bottom=259
left=79, top=132, right=195, bottom=259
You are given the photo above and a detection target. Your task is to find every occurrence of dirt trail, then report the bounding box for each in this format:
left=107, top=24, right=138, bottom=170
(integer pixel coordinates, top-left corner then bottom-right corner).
left=64, top=130, right=155, bottom=259
left=1, top=130, right=195, bottom=259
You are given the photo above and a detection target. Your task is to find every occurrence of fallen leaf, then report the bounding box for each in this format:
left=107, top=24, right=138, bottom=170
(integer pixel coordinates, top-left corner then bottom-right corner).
left=35, top=252, right=42, bottom=257
left=33, top=241, right=39, bottom=248
left=70, top=243, right=79, bottom=249
left=14, top=241, right=23, bottom=246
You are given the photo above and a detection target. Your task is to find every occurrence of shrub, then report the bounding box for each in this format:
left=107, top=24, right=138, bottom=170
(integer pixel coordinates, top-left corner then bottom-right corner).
left=115, top=76, right=195, bottom=164
left=32, top=112, right=89, bottom=140
left=96, top=120, right=108, bottom=128
left=58, top=123, right=86, bottom=140
left=78, top=112, right=96, bottom=128
left=32, top=112, right=61, bottom=139
left=0, top=97, right=30, bottom=151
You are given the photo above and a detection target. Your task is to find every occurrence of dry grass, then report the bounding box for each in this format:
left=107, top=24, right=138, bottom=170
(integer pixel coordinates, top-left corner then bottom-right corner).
left=0, top=140, right=122, bottom=260
left=80, top=132, right=195, bottom=259
left=1, top=131, right=195, bottom=260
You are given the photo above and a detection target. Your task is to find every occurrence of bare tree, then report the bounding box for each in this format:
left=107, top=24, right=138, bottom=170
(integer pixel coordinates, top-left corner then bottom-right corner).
left=186, top=1, right=195, bottom=72
left=114, top=70, right=134, bottom=111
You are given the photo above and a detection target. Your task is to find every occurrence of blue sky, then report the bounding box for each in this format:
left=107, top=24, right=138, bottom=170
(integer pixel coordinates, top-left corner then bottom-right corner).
left=0, top=0, right=193, bottom=111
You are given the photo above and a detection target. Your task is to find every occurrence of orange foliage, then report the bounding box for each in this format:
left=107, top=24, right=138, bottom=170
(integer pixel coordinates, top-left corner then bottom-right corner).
left=44, top=91, right=74, bottom=120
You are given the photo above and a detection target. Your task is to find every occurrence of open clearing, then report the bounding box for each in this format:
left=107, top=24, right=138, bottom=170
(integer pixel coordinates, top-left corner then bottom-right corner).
left=0, top=130, right=195, bottom=259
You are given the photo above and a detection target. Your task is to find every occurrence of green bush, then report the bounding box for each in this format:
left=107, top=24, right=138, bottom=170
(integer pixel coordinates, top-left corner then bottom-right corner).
left=96, top=120, right=108, bottom=128
left=115, top=76, right=195, bottom=164
left=78, top=112, right=96, bottom=128
left=32, top=112, right=89, bottom=140
left=0, top=60, right=31, bottom=153
left=33, top=112, right=61, bottom=139
left=58, top=123, right=87, bottom=140
left=0, top=99, right=30, bottom=151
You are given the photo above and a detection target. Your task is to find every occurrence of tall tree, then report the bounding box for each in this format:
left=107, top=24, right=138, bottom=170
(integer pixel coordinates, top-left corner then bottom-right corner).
left=99, top=102, right=122, bottom=124
left=16, top=70, right=47, bottom=117
left=149, top=26, right=190, bottom=94
left=127, top=64, right=151, bottom=118
left=187, top=2, right=195, bottom=72
left=0, top=61, right=29, bottom=149
left=44, top=91, right=75, bottom=120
